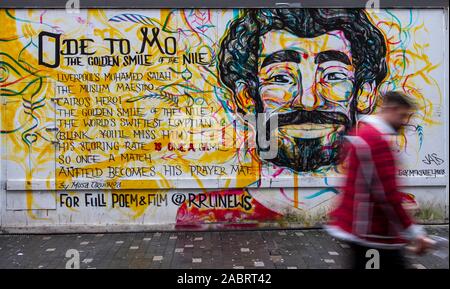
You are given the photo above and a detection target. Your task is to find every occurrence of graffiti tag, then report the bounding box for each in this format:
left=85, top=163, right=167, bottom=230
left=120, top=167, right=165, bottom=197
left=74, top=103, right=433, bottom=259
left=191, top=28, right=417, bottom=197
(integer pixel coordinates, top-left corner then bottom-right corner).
left=422, top=153, right=444, bottom=166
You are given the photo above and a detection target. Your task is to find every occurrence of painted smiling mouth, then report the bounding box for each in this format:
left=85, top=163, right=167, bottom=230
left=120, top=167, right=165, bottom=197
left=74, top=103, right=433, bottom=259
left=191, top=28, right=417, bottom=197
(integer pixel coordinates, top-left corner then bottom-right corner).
left=279, top=123, right=345, bottom=139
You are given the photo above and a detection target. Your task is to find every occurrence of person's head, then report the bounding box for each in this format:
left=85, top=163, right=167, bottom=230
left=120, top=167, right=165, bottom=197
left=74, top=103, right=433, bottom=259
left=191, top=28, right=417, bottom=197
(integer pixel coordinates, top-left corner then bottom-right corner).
left=218, top=9, right=388, bottom=172
left=378, top=91, right=417, bottom=132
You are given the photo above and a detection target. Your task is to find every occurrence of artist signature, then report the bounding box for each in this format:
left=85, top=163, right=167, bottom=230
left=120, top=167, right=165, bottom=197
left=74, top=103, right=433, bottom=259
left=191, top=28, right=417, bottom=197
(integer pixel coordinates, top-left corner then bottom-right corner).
left=422, top=153, right=444, bottom=166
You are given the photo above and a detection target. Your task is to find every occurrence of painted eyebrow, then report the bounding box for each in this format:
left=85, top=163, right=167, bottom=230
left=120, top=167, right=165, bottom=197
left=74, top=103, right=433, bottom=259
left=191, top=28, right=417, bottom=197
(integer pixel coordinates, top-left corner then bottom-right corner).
left=314, top=50, right=351, bottom=65
left=261, top=50, right=302, bottom=68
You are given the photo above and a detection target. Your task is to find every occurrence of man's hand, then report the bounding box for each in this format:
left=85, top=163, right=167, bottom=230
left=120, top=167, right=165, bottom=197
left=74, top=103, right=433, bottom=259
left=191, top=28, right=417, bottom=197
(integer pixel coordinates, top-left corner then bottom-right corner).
left=410, top=236, right=435, bottom=255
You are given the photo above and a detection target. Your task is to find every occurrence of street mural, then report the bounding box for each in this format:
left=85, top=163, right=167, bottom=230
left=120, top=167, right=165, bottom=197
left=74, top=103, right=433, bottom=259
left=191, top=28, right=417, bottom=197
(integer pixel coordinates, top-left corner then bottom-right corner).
left=0, top=8, right=447, bottom=229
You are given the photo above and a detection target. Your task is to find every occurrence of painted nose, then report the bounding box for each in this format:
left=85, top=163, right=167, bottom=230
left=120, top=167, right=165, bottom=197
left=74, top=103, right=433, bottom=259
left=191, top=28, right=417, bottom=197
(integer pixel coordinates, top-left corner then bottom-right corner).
left=291, top=71, right=324, bottom=110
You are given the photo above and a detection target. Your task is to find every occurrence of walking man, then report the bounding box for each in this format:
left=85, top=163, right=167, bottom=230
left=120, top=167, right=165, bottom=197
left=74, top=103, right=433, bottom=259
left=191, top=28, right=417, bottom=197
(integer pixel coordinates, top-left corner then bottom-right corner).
left=325, top=91, right=431, bottom=269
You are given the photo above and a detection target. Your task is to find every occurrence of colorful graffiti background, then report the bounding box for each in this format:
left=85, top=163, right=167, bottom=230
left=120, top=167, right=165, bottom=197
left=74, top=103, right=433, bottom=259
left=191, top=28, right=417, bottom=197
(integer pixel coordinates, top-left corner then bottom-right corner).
left=0, top=9, right=446, bottom=227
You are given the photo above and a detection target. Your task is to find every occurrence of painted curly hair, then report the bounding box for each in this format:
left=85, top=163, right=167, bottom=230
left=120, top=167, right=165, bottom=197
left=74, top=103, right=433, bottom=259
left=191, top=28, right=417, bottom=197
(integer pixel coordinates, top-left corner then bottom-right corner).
left=218, top=9, right=388, bottom=114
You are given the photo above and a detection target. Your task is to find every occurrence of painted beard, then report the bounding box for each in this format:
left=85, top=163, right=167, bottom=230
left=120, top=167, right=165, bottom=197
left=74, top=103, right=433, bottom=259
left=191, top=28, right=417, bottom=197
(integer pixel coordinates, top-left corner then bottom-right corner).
left=257, top=110, right=351, bottom=172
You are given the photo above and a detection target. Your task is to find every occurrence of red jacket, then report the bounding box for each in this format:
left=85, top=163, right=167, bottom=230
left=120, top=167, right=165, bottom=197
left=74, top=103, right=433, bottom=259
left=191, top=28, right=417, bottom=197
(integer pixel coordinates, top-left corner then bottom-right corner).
left=325, top=116, right=424, bottom=248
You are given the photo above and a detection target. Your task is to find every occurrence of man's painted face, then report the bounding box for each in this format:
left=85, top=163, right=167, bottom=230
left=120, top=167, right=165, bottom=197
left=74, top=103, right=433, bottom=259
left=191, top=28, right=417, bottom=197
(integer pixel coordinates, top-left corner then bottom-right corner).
left=256, top=30, right=356, bottom=172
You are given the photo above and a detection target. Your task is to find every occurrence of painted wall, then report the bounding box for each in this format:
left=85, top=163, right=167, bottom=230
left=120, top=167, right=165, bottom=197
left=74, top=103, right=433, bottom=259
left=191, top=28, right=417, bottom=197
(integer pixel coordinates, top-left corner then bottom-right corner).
left=0, top=8, right=448, bottom=232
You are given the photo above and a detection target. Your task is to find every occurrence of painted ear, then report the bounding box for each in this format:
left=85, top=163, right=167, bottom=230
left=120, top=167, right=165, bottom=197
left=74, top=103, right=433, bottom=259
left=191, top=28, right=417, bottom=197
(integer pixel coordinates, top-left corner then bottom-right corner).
left=234, top=81, right=256, bottom=114
left=357, top=81, right=377, bottom=114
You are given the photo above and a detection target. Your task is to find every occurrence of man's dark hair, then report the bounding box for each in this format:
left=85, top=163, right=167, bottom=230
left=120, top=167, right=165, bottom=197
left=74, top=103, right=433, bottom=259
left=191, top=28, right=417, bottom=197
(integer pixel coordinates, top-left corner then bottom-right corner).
left=218, top=9, right=388, bottom=113
left=382, top=91, right=417, bottom=110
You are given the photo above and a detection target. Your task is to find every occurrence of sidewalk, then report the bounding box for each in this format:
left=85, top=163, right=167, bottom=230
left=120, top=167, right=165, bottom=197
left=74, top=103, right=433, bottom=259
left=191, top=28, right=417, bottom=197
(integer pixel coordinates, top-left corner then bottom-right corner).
left=0, top=225, right=448, bottom=269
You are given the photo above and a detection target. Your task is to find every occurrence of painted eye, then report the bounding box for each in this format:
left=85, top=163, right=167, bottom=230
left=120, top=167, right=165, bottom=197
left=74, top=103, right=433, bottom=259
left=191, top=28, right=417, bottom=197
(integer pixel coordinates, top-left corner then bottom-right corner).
left=323, top=72, right=348, bottom=82
left=268, top=74, right=292, bottom=84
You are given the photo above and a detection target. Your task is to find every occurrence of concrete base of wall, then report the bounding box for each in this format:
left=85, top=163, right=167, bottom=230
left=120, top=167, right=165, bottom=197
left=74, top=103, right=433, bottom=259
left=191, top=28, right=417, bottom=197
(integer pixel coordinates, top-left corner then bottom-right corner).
left=2, top=220, right=449, bottom=234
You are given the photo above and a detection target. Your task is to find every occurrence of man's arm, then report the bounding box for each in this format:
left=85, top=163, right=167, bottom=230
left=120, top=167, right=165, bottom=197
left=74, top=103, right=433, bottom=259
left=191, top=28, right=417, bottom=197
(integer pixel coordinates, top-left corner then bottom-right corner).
left=370, top=138, right=425, bottom=240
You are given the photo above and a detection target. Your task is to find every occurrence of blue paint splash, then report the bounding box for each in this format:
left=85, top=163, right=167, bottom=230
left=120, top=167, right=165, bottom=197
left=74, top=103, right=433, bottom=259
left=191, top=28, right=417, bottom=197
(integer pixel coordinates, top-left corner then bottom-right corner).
left=305, top=187, right=340, bottom=200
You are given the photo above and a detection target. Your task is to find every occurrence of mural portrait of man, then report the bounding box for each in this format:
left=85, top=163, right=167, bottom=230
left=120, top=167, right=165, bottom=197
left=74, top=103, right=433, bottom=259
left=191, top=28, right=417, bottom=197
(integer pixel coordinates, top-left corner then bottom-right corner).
left=175, top=8, right=392, bottom=227
left=218, top=8, right=388, bottom=172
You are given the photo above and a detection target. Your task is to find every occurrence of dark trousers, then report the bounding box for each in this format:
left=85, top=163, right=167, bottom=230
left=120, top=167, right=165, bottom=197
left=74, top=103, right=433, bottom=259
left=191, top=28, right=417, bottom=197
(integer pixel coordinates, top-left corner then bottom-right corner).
left=349, top=242, right=407, bottom=269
